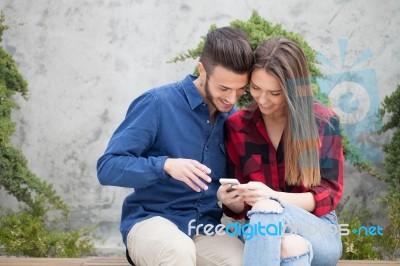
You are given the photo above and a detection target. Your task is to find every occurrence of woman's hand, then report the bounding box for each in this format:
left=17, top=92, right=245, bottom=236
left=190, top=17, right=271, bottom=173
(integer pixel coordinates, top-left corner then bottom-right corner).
left=232, top=181, right=277, bottom=206
left=217, top=184, right=245, bottom=214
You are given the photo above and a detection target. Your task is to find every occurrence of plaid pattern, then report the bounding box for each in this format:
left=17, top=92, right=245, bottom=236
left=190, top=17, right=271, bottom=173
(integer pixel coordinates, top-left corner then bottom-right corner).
left=223, top=102, right=344, bottom=219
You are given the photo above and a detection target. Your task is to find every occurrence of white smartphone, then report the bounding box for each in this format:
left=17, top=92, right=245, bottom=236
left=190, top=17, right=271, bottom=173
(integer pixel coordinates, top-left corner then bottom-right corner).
left=219, top=178, right=240, bottom=192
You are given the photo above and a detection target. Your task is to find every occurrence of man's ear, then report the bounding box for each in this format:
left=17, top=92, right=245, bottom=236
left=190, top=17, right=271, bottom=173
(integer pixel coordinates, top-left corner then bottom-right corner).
left=197, top=62, right=207, bottom=85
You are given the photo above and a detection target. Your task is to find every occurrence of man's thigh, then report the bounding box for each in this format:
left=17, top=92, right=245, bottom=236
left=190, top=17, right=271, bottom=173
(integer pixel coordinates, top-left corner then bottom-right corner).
left=194, top=233, right=244, bottom=266
left=127, top=216, right=196, bottom=266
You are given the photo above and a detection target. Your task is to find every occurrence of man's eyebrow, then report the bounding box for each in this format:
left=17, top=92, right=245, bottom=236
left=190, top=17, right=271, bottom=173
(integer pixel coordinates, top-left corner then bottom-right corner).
left=219, top=85, right=231, bottom=89
left=219, top=84, right=247, bottom=90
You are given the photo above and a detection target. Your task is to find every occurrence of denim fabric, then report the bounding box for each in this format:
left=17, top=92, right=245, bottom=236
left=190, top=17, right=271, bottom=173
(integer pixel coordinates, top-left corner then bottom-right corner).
left=281, top=239, right=313, bottom=266
left=242, top=198, right=342, bottom=266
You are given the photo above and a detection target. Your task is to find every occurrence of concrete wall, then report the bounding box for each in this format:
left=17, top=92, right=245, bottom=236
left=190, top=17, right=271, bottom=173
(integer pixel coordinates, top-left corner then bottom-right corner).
left=1, top=0, right=399, bottom=255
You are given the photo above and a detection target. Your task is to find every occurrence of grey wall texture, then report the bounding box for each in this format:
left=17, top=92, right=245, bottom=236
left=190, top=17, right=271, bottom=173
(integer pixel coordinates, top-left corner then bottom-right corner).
left=1, top=0, right=399, bottom=255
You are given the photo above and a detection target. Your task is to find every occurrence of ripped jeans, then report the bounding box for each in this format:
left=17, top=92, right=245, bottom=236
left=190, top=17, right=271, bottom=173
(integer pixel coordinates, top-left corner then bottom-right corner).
left=242, top=197, right=342, bottom=266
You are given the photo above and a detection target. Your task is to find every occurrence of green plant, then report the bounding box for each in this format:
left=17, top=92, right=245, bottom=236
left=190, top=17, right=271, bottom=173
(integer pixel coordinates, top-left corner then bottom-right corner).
left=337, top=84, right=400, bottom=260
left=336, top=197, right=386, bottom=260
left=0, top=198, right=97, bottom=257
left=376, top=84, right=400, bottom=259
left=338, top=177, right=400, bottom=260
left=376, top=196, right=400, bottom=260
left=337, top=202, right=382, bottom=260
left=0, top=11, right=97, bottom=257
left=379, top=85, right=400, bottom=198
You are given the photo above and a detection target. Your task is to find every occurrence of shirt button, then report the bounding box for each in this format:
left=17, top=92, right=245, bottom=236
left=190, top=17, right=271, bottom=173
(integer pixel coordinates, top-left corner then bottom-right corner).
left=205, top=147, right=208, bottom=151
left=206, top=120, right=210, bottom=124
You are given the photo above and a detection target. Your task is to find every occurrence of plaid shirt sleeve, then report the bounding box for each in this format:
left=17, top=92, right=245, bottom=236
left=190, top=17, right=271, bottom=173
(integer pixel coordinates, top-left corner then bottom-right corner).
left=307, top=114, right=344, bottom=217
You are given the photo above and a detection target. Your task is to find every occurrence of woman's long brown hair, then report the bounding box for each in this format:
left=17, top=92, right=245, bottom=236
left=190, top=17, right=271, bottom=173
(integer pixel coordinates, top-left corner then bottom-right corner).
left=250, top=36, right=323, bottom=187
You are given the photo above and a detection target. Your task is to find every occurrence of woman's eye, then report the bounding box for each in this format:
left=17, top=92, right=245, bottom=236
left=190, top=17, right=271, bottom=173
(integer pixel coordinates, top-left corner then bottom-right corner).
left=251, top=85, right=260, bottom=90
left=271, top=92, right=282, bottom=96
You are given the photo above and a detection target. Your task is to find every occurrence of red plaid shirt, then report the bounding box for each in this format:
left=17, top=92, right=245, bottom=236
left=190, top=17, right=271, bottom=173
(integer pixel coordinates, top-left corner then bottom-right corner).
left=223, top=102, right=344, bottom=219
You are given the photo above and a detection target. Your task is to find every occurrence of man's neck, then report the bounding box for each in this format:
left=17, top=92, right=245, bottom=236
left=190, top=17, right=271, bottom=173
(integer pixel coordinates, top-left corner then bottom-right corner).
left=193, top=78, right=217, bottom=124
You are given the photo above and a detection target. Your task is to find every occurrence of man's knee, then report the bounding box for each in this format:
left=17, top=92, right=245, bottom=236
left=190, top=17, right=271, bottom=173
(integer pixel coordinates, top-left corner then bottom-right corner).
left=127, top=217, right=196, bottom=265
left=220, top=250, right=243, bottom=266
left=195, top=234, right=243, bottom=266
left=281, top=234, right=310, bottom=258
left=162, top=236, right=196, bottom=261
left=130, top=236, right=196, bottom=265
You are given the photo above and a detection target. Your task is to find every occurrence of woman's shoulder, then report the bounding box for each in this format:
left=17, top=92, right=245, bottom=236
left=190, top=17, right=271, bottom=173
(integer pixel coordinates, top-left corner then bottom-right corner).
left=226, top=108, right=258, bottom=132
left=229, top=108, right=247, bottom=118
left=313, top=101, right=338, bottom=120
left=227, top=108, right=257, bottom=123
left=313, top=102, right=341, bottom=134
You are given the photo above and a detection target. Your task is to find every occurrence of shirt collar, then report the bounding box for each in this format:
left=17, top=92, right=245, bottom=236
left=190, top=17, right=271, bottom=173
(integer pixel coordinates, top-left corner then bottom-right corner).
left=182, top=74, right=205, bottom=110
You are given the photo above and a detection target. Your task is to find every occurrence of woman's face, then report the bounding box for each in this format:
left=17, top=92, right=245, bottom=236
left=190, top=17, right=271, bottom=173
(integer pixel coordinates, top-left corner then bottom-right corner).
left=250, top=68, right=286, bottom=118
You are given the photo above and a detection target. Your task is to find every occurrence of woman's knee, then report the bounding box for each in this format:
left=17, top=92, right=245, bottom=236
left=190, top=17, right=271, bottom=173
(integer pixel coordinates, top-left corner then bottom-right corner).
left=280, top=234, right=310, bottom=259
left=251, top=198, right=284, bottom=212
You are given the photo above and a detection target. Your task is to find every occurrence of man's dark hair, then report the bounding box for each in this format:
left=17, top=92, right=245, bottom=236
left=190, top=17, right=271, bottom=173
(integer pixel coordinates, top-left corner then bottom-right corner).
left=200, top=27, right=254, bottom=75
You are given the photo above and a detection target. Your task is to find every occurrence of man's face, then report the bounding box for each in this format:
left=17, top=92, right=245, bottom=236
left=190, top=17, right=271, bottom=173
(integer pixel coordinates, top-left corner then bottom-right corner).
left=203, top=65, right=249, bottom=113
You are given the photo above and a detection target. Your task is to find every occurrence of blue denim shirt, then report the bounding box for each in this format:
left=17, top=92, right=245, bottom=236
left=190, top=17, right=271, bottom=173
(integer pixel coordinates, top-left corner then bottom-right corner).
left=97, top=75, right=235, bottom=245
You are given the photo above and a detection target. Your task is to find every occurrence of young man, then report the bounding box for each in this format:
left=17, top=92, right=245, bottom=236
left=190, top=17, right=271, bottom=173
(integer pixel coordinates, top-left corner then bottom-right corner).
left=97, top=27, right=253, bottom=266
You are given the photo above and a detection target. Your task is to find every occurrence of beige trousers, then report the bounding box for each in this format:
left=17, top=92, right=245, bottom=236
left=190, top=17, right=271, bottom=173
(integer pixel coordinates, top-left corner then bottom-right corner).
left=127, top=216, right=244, bottom=266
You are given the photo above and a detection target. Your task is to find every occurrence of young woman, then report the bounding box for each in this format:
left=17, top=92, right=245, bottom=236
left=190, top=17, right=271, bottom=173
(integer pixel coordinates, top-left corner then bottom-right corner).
left=218, top=36, right=343, bottom=266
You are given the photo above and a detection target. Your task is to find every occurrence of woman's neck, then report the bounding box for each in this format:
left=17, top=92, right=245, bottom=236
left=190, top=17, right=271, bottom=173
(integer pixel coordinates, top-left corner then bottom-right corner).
left=262, top=110, right=286, bottom=124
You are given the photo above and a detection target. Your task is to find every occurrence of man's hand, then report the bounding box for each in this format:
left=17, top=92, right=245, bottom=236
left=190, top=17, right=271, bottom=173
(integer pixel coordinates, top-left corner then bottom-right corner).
left=164, top=158, right=211, bottom=192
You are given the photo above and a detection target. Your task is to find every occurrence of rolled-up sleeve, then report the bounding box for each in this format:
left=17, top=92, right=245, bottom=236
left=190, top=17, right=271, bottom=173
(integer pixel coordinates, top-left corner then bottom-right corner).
left=308, top=115, right=344, bottom=217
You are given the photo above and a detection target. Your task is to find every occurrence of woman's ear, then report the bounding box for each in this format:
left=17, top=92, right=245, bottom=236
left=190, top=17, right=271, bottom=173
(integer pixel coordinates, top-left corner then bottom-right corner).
left=197, top=62, right=207, bottom=86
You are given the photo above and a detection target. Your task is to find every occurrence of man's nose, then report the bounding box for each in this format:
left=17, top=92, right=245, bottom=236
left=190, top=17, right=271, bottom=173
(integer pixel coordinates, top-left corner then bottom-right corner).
left=226, top=90, right=245, bottom=104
